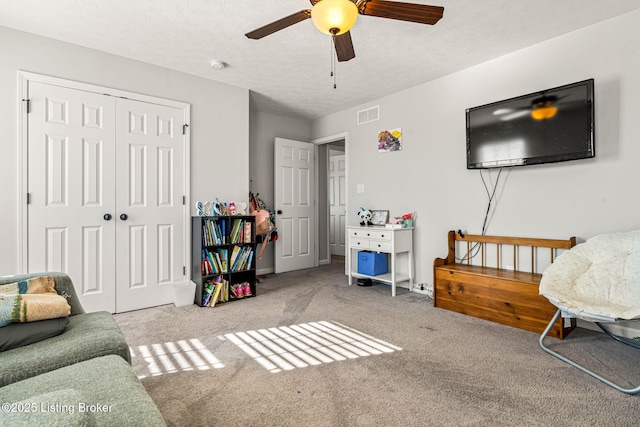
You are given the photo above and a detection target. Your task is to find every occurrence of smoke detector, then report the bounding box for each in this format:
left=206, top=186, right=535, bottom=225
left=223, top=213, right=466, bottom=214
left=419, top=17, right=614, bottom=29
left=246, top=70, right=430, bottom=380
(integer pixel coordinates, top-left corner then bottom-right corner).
left=209, top=59, right=226, bottom=70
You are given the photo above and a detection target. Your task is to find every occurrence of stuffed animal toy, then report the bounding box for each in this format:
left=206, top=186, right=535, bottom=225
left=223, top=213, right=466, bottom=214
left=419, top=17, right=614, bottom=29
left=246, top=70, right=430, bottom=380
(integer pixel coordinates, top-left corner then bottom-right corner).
left=358, top=207, right=373, bottom=226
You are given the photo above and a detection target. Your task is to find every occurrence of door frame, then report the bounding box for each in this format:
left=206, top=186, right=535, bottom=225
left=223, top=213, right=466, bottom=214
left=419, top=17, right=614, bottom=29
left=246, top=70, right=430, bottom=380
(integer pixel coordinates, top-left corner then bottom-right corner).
left=311, top=132, right=349, bottom=267
left=17, top=71, right=191, bottom=278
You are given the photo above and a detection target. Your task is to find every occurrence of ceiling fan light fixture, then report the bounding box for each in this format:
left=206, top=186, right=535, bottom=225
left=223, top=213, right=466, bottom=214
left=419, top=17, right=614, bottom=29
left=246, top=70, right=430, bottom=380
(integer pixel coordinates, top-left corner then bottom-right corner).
left=311, top=0, right=359, bottom=35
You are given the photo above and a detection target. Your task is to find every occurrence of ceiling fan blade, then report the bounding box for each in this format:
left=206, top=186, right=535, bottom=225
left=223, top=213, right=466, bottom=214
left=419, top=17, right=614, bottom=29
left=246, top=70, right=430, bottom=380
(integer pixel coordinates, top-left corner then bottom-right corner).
left=245, top=10, right=312, bottom=39
left=359, top=0, right=444, bottom=25
left=334, top=31, right=356, bottom=62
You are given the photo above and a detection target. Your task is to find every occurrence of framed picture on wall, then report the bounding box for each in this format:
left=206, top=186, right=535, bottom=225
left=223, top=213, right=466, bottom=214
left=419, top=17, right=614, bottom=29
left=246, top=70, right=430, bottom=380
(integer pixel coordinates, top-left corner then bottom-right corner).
left=378, top=128, right=402, bottom=152
left=370, top=210, right=389, bottom=226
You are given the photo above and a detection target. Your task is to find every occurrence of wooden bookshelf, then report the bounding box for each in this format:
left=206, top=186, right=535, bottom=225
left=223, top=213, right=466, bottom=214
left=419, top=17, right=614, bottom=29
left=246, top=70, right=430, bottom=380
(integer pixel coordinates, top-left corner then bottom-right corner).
left=191, top=215, right=257, bottom=307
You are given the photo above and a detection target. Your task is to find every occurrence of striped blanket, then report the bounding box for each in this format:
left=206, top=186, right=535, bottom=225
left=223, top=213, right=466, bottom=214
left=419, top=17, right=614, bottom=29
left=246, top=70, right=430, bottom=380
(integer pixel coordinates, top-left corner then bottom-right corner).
left=0, top=277, right=71, bottom=328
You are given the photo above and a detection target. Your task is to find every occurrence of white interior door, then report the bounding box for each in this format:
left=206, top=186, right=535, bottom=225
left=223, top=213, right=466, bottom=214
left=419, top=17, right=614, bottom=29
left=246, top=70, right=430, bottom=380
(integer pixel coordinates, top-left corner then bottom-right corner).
left=27, top=82, right=117, bottom=313
left=329, top=154, right=346, bottom=257
left=274, top=138, right=315, bottom=273
left=115, top=98, right=185, bottom=312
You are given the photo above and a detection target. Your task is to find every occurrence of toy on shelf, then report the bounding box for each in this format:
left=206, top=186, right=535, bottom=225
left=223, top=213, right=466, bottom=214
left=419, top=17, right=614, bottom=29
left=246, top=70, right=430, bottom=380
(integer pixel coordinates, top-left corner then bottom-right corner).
left=196, top=199, right=250, bottom=216
left=389, top=212, right=416, bottom=228
left=358, top=207, right=373, bottom=226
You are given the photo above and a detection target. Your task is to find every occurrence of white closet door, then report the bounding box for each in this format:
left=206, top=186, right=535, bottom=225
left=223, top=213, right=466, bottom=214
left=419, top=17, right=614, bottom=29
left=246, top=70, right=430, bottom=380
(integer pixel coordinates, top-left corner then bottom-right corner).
left=28, top=82, right=117, bottom=313
left=114, top=98, right=185, bottom=312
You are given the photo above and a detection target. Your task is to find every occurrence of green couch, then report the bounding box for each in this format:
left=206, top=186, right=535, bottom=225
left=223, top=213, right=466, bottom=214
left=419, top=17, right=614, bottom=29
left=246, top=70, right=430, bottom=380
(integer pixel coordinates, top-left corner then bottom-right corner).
left=0, top=272, right=165, bottom=426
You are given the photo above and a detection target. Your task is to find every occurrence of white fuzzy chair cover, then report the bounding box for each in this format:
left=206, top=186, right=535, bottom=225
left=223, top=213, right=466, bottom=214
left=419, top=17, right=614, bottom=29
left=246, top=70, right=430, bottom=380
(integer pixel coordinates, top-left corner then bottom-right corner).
left=539, top=230, right=640, bottom=321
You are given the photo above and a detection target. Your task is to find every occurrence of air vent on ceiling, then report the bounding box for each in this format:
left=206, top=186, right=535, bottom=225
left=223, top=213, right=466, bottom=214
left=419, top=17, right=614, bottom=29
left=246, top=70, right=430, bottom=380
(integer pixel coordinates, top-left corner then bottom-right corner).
left=357, top=105, right=379, bottom=125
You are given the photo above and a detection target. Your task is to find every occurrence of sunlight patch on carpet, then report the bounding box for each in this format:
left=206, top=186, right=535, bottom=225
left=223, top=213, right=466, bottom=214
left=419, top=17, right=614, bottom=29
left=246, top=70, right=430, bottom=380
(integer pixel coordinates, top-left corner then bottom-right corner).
left=220, top=320, right=402, bottom=373
left=131, top=338, right=225, bottom=378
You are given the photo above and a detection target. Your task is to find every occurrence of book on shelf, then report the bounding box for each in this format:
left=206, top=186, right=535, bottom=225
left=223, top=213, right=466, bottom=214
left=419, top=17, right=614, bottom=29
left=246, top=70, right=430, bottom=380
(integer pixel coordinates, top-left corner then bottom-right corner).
left=203, top=218, right=228, bottom=246
left=228, top=246, right=253, bottom=271
left=202, top=282, right=214, bottom=306
left=229, top=219, right=240, bottom=243
left=201, top=249, right=212, bottom=275
left=220, top=220, right=227, bottom=244
left=229, top=245, right=241, bottom=271
left=245, top=249, right=254, bottom=271
left=238, top=247, right=250, bottom=271
left=202, top=276, right=228, bottom=307
left=243, top=221, right=252, bottom=243
left=230, top=218, right=251, bottom=244
left=213, top=251, right=222, bottom=273
left=217, top=248, right=228, bottom=273
left=210, top=281, right=223, bottom=308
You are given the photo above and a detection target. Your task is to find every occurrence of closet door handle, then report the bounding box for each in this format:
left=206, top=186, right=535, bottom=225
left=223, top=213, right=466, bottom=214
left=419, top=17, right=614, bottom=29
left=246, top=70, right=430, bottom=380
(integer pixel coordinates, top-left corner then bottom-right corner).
left=277, top=210, right=283, bottom=215
left=120, top=214, right=128, bottom=221
left=103, top=213, right=112, bottom=221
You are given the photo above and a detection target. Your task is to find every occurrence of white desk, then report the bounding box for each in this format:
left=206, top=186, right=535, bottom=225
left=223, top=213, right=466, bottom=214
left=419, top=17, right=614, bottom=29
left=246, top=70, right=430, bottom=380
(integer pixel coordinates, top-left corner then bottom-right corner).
left=346, top=226, right=414, bottom=296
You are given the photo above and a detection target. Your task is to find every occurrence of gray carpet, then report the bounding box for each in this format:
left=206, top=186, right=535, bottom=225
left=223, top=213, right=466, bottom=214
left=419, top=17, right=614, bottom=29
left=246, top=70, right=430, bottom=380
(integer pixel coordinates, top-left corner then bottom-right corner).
left=115, top=263, right=640, bottom=426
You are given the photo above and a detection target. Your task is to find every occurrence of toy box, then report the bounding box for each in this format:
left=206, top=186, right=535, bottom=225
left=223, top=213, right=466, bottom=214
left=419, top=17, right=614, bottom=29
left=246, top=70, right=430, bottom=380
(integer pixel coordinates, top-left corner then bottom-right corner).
left=358, top=251, right=388, bottom=276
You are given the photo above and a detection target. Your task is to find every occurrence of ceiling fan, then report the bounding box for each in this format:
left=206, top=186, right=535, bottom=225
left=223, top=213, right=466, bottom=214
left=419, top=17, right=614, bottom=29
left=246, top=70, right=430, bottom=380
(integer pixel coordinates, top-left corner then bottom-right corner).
left=245, top=0, right=444, bottom=62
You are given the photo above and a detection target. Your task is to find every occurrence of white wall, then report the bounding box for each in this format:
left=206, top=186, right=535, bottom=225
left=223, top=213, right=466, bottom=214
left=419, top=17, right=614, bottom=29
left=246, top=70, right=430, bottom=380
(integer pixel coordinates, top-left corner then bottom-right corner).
left=248, top=111, right=311, bottom=273
left=311, top=10, right=640, bottom=332
left=0, top=26, right=250, bottom=275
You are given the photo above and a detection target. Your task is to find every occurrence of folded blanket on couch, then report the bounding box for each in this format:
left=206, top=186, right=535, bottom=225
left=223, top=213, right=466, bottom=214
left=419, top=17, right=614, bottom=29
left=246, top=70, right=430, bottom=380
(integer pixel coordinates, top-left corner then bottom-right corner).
left=0, top=275, right=70, bottom=327
left=0, top=276, right=56, bottom=295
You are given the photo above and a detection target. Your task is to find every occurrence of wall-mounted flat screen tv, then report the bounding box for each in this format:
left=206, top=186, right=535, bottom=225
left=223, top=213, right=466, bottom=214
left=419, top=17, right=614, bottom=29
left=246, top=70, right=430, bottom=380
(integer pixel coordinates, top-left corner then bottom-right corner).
left=466, top=79, right=595, bottom=169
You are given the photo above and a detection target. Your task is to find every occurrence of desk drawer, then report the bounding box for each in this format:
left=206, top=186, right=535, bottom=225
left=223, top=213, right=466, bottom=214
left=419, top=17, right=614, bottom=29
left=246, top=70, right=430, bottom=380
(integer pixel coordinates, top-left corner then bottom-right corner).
left=349, top=229, right=392, bottom=240
left=369, top=241, right=391, bottom=252
left=349, top=238, right=370, bottom=249
left=370, top=230, right=392, bottom=240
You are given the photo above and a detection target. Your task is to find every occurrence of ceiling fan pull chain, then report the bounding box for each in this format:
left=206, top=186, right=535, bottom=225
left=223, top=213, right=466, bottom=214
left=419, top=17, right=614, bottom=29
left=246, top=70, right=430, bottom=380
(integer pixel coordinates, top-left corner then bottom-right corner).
left=331, top=34, right=337, bottom=89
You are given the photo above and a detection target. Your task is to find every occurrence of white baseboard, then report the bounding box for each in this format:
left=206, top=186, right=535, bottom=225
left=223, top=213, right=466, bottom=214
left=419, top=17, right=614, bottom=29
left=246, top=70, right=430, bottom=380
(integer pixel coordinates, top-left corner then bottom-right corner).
left=256, top=267, right=274, bottom=275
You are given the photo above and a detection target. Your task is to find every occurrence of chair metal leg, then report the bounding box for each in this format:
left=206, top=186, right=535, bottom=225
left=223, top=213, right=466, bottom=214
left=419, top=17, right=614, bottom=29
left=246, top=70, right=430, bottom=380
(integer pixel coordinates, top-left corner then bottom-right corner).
left=539, top=309, right=640, bottom=395
left=595, top=322, right=640, bottom=350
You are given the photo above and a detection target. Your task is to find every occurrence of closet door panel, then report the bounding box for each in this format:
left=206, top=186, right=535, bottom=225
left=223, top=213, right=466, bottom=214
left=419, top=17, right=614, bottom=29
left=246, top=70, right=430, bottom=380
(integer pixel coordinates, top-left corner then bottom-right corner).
left=28, top=82, right=117, bottom=313
left=115, top=98, right=184, bottom=313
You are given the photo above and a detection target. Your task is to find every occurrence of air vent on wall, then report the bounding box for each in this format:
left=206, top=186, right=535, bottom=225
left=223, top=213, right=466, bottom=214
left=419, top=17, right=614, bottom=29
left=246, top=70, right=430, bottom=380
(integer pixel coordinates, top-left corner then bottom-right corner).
left=357, top=105, right=379, bottom=125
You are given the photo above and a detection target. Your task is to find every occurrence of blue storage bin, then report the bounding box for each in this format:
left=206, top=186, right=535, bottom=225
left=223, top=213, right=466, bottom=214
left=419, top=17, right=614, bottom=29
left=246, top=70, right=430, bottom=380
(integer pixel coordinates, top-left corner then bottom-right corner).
left=358, top=251, right=388, bottom=276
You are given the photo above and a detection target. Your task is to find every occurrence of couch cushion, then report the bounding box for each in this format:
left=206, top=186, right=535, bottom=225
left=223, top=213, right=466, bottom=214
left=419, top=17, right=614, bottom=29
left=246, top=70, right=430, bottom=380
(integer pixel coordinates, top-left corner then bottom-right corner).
left=0, top=312, right=130, bottom=387
left=0, top=389, right=97, bottom=427
left=0, top=355, right=165, bottom=426
left=0, top=318, right=69, bottom=352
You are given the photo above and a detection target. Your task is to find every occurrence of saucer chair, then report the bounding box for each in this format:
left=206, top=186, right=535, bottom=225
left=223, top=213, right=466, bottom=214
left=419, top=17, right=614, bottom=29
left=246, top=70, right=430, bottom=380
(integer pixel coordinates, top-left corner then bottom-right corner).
left=539, top=230, right=640, bottom=394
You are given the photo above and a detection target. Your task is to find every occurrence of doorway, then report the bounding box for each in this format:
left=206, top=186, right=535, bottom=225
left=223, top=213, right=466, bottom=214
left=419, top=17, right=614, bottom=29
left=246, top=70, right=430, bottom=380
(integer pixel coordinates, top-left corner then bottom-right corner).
left=314, top=135, right=346, bottom=266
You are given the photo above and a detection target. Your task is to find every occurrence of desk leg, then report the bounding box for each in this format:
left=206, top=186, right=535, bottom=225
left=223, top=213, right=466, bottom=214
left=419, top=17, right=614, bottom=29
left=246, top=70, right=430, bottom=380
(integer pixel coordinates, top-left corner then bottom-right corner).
left=408, top=248, right=414, bottom=291
left=391, top=251, right=396, bottom=297
left=347, top=247, right=353, bottom=285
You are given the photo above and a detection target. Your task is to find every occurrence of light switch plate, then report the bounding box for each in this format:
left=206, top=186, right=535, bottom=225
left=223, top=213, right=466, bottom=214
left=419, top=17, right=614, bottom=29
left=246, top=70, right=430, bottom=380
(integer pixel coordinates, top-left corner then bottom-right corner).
left=357, top=184, right=365, bottom=193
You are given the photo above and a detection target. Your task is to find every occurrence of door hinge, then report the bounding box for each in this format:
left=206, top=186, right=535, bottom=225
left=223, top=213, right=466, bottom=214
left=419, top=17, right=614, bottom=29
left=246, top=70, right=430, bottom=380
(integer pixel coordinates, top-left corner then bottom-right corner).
left=182, top=124, right=189, bottom=135
left=183, top=266, right=186, bottom=275
left=22, top=99, right=31, bottom=113
left=183, top=196, right=186, bottom=205
left=26, top=193, right=31, bottom=204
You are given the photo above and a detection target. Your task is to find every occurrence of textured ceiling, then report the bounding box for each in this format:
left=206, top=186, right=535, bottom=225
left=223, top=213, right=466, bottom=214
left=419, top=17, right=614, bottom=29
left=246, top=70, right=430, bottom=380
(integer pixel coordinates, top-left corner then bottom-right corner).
left=1, top=1, right=639, bottom=120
